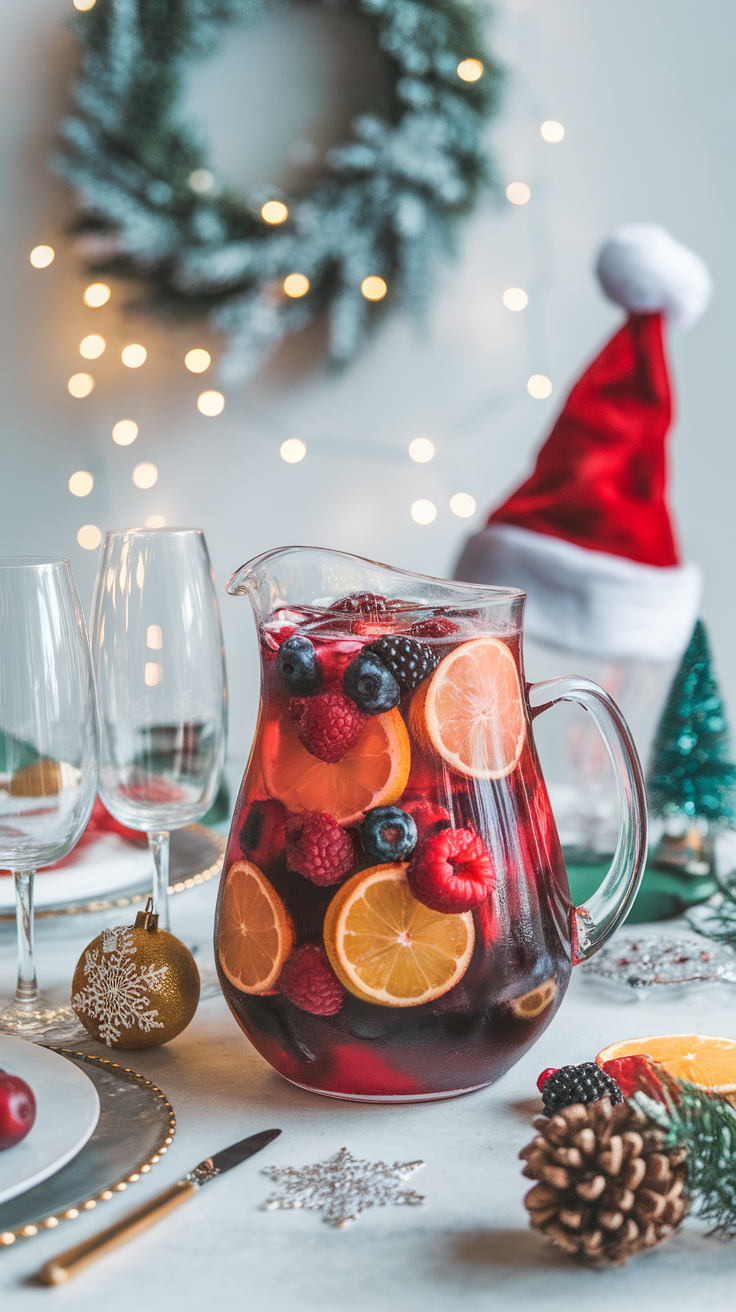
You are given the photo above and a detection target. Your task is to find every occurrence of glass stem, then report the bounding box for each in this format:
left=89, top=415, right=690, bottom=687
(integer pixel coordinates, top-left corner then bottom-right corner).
left=14, top=869, right=40, bottom=1006
left=148, top=832, right=170, bottom=932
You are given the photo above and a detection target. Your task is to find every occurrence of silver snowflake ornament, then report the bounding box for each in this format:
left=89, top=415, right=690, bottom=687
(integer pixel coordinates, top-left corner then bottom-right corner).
left=262, top=1147, right=425, bottom=1227
left=72, top=925, right=169, bottom=1045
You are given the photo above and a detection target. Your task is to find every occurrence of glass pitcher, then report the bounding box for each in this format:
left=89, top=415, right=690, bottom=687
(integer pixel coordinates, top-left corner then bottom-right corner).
left=215, top=547, right=646, bottom=1102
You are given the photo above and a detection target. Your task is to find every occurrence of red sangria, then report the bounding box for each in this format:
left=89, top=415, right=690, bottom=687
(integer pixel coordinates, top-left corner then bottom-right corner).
left=215, top=549, right=646, bottom=1101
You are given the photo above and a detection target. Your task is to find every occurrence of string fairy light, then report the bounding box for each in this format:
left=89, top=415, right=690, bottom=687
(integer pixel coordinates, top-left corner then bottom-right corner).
left=68, top=373, right=94, bottom=398
left=540, top=120, right=564, bottom=143
left=503, top=287, right=529, bottom=311
left=83, top=283, right=110, bottom=307
left=457, top=59, right=483, bottom=81
left=284, top=274, right=309, bottom=298
left=411, top=499, right=437, bottom=525
left=197, top=390, right=225, bottom=416
left=527, top=374, right=552, bottom=399
left=68, top=471, right=94, bottom=497
left=280, top=439, right=306, bottom=463
left=80, top=334, right=105, bottom=359
left=121, top=343, right=147, bottom=368
left=146, top=514, right=166, bottom=528
left=261, top=201, right=288, bottom=224
left=506, top=182, right=531, bottom=205
left=188, top=169, right=215, bottom=193
left=133, top=462, right=158, bottom=489
left=185, top=349, right=211, bottom=373
left=450, top=493, right=476, bottom=518
left=361, top=276, right=387, bottom=301
left=408, top=438, right=435, bottom=463
left=112, top=419, right=138, bottom=445
left=73, top=0, right=97, bottom=10
left=77, top=525, right=101, bottom=549
left=30, top=245, right=54, bottom=268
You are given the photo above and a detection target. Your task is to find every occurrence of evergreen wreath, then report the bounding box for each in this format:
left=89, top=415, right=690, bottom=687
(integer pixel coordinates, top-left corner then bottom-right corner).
left=56, top=0, right=501, bottom=381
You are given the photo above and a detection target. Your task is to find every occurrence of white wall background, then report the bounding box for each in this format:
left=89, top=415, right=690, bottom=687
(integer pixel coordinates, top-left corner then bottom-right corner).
left=1, top=0, right=734, bottom=759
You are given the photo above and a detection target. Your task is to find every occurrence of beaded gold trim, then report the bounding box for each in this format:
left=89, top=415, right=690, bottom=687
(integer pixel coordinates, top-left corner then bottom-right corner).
left=0, top=823, right=225, bottom=923
left=0, top=1051, right=176, bottom=1246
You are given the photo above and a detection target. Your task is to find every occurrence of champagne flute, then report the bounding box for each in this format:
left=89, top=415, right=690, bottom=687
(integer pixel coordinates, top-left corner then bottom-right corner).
left=0, top=558, right=99, bottom=1040
left=90, top=529, right=227, bottom=937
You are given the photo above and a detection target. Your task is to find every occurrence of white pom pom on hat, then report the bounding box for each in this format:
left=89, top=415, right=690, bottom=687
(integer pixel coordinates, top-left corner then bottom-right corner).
left=596, top=224, right=712, bottom=330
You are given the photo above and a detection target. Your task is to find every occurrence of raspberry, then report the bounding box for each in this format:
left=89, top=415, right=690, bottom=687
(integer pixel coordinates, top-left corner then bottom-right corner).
left=410, top=617, right=459, bottom=639
left=278, top=944, right=345, bottom=1015
left=365, top=635, right=439, bottom=692
left=295, top=691, right=367, bottom=763
left=408, top=827, right=495, bottom=913
left=329, top=593, right=390, bottom=614
left=401, top=798, right=451, bottom=844
left=286, top=811, right=355, bottom=885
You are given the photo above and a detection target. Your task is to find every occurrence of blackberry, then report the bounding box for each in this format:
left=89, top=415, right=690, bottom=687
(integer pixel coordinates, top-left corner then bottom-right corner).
left=343, top=651, right=400, bottom=714
left=365, top=636, right=439, bottom=692
left=276, top=635, right=321, bottom=695
left=539, top=1062, right=623, bottom=1116
left=360, top=806, right=418, bottom=861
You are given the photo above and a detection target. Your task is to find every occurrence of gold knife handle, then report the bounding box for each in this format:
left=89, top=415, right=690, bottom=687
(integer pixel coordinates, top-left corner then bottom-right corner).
left=36, top=1179, right=196, bottom=1286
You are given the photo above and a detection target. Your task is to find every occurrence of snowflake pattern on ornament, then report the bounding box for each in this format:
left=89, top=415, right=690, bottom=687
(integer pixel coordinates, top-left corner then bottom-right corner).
left=72, top=926, right=169, bottom=1045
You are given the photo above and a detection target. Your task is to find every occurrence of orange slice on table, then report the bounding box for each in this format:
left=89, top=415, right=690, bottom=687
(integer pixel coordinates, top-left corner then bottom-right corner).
left=416, top=636, right=526, bottom=779
left=323, top=863, right=475, bottom=1007
left=218, top=860, right=294, bottom=993
left=262, top=706, right=410, bottom=826
left=596, top=1034, right=736, bottom=1096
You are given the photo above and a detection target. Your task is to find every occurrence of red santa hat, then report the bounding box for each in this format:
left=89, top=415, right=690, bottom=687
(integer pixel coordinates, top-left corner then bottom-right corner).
left=455, top=225, right=712, bottom=662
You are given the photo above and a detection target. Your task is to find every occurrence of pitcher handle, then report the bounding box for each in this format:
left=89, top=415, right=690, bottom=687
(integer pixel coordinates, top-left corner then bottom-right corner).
left=528, top=676, right=648, bottom=964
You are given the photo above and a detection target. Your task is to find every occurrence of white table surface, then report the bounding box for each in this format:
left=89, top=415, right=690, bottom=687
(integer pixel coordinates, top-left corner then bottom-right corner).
left=0, top=856, right=734, bottom=1310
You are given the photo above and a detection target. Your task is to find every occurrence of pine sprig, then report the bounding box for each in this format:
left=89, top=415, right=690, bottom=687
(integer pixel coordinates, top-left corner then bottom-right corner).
left=634, top=1081, right=736, bottom=1236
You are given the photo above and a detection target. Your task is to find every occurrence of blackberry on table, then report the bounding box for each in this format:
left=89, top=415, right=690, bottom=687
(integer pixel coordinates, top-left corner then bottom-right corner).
left=540, top=1062, right=623, bottom=1116
left=365, top=636, right=439, bottom=692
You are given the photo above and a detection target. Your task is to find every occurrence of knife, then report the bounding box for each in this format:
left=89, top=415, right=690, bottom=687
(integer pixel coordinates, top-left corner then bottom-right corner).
left=34, top=1128, right=281, bottom=1286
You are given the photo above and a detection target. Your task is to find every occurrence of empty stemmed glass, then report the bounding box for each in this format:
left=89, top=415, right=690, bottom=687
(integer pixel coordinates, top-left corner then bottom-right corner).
left=0, top=558, right=99, bottom=1040
left=90, top=529, right=227, bottom=944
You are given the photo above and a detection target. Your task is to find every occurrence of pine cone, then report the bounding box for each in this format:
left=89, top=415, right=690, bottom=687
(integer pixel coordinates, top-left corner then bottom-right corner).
left=520, top=1096, right=688, bottom=1266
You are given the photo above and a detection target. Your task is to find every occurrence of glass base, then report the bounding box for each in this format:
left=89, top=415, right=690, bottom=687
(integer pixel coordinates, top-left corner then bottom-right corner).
left=284, top=1077, right=491, bottom=1104
left=0, top=1001, right=88, bottom=1044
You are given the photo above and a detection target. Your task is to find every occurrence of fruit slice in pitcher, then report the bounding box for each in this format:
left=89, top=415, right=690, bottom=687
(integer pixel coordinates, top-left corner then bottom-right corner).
left=323, top=863, right=475, bottom=1007
left=417, top=636, right=526, bottom=779
left=218, top=860, right=294, bottom=993
left=262, top=706, right=410, bottom=826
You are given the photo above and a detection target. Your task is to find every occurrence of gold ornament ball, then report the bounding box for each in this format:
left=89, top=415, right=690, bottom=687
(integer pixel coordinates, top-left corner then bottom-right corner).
left=71, top=900, right=200, bottom=1049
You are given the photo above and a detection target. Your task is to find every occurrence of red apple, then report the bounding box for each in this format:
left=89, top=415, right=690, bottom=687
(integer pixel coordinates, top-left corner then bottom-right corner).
left=0, top=1069, right=36, bottom=1149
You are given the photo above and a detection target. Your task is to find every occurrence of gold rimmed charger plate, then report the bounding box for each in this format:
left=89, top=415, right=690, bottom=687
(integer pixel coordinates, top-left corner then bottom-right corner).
left=0, top=1051, right=176, bottom=1246
left=0, top=824, right=225, bottom=923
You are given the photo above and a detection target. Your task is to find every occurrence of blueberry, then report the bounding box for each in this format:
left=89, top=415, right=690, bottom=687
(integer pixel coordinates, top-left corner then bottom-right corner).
left=276, top=636, right=321, bottom=695
left=343, top=652, right=400, bottom=714
left=360, top=806, right=417, bottom=861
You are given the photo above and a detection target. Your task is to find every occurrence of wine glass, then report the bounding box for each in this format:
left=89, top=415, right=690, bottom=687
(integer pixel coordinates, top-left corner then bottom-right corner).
left=90, top=529, right=227, bottom=941
left=0, top=558, right=99, bottom=1040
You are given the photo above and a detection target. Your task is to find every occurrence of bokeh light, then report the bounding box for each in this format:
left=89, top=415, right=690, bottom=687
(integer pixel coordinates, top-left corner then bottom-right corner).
left=450, top=493, right=476, bottom=518
left=146, top=515, right=166, bottom=529
left=408, top=438, right=435, bottom=463
left=411, top=499, right=437, bottom=525
left=77, top=524, right=101, bottom=550
left=83, top=283, right=110, bottom=307
left=361, top=276, right=387, bottom=301
left=197, top=390, right=225, bottom=416
left=280, top=439, right=307, bottom=463
left=284, top=274, right=309, bottom=298
left=80, top=334, right=105, bottom=359
left=189, top=169, right=215, bottom=193
left=73, top=0, right=97, bottom=10
left=506, top=182, right=531, bottom=205
left=185, top=349, right=211, bottom=373
left=503, top=287, right=529, bottom=311
left=122, top=343, right=147, bottom=368
left=133, top=463, right=158, bottom=489
left=541, top=120, right=565, bottom=143
left=30, top=246, right=54, bottom=268
left=68, top=373, right=94, bottom=398
left=527, top=374, right=552, bottom=399
left=112, top=420, right=138, bottom=445
left=68, top=471, right=94, bottom=497
left=261, top=201, right=288, bottom=224
left=457, top=59, right=483, bottom=81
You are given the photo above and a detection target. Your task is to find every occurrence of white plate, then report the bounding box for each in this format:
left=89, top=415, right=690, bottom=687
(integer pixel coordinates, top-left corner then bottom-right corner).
left=0, top=1035, right=100, bottom=1204
left=0, top=834, right=153, bottom=911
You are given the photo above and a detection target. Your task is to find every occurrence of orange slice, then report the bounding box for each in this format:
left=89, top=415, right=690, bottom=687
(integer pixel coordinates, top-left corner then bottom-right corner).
left=262, top=706, right=410, bottom=826
left=323, top=863, right=475, bottom=1007
left=511, top=977, right=557, bottom=1019
left=217, top=860, right=294, bottom=993
left=418, top=637, right=526, bottom=779
left=596, top=1034, right=736, bottom=1095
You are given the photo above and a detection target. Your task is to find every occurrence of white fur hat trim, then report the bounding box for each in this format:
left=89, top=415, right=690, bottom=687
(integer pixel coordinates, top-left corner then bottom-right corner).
left=596, top=224, right=712, bottom=330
